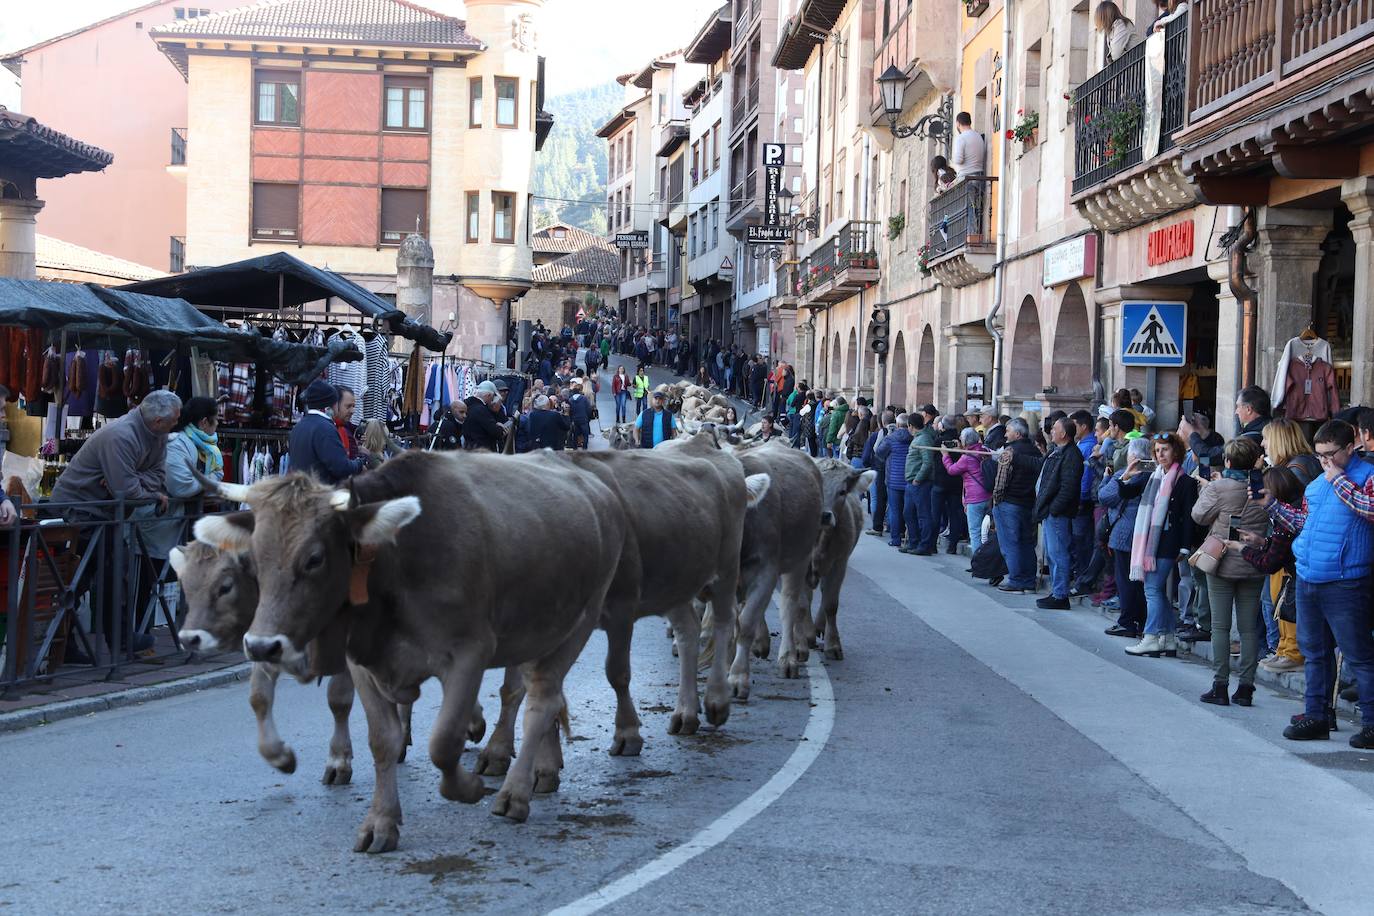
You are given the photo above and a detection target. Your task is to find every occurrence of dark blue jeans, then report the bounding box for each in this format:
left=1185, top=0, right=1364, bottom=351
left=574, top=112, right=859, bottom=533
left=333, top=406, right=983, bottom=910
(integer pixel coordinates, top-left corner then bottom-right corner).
left=1112, top=549, right=1146, bottom=632
left=910, top=482, right=937, bottom=552
left=886, top=485, right=907, bottom=546
left=1042, top=515, right=1072, bottom=599
left=993, top=502, right=1036, bottom=589
left=1296, top=576, right=1374, bottom=725
left=1070, top=504, right=1095, bottom=580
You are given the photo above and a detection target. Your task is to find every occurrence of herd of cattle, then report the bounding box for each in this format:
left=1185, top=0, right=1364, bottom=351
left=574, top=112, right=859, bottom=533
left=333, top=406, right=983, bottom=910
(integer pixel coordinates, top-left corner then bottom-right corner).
left=171, top=431, right=875, bottom=853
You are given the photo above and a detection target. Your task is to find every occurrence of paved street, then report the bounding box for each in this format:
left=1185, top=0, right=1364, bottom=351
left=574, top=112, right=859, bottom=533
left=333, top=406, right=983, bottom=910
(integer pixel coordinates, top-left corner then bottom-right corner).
left=7, top=526, right=1374, bottom=914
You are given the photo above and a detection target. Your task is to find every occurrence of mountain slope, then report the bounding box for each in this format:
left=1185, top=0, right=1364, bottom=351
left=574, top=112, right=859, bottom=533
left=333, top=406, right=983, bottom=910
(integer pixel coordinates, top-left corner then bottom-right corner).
left=533, top=81, right=624, bottom=236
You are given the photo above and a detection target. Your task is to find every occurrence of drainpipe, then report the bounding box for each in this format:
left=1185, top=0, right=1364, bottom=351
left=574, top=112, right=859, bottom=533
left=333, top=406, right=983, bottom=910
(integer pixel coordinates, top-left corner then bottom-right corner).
left=1230, top=206, right=1259, bottom=390
left=985, top=0, right=1015, bottom=413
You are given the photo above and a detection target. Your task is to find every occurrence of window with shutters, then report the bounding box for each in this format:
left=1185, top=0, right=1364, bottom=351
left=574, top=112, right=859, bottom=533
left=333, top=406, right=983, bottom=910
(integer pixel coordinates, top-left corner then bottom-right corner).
left=469, top=78, right=483, bottom=128
left=495, top=77, right=518, bottom=128
left=466, top=191, right=480, bottom=242
left=251, top=183, right=299, bottom=240
left=380, top=189, right=426, bottom=244
left=493, top=191, right=515, bottom=243
left=384, top=77, right=427, bottom=131
left=255, top=70, right=300, bottom=126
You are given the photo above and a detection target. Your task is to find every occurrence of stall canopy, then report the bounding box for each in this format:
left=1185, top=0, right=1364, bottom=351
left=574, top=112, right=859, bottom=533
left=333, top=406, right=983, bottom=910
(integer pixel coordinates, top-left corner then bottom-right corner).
left=0, top=278, right=360, bottom=385
left=119, top=252, right=452, bottom=353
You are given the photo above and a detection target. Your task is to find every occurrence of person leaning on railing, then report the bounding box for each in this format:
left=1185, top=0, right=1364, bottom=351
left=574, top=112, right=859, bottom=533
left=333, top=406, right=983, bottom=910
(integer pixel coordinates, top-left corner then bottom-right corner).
left=1095, top=1, right=1138, bottom=64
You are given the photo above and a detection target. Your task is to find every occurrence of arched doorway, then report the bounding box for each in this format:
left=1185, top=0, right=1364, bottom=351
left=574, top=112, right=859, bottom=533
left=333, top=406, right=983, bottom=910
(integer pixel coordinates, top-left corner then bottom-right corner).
left=889, top=331, right=907, bottom=410
left=1051, top=284, right=1092, bottom=396
left=845, top=328, right=858, bottom=391
left=1010, top=296, right=1043, bottom=396
left=831, top=331, right=841, bottom=389
left=916, top=325, right=935, bottom=408
left=819, top=335, right=829, bottom=388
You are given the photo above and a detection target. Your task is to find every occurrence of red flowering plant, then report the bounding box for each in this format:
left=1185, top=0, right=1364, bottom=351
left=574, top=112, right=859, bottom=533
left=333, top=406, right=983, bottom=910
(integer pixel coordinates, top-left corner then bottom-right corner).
left=1010, top=109, right=1039, bottom=144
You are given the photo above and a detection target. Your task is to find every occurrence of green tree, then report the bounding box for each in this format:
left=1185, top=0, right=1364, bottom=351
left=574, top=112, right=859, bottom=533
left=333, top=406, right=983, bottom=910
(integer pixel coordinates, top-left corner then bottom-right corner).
left=532, top=82, right=622, bottom=235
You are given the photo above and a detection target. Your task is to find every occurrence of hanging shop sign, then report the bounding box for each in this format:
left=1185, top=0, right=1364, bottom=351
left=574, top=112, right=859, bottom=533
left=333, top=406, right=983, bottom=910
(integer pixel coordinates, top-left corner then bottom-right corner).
left=1146, top=219, right=1194, bottom=267
left=1121, top=301, right=1187, bottom=367
left=763, top=143, right=785, bottom=228
left=1042, top=233, right=1097, bottom=286
left=746, top=225, right=790, bottom=244
left=615, top=231, right=650, bottom=250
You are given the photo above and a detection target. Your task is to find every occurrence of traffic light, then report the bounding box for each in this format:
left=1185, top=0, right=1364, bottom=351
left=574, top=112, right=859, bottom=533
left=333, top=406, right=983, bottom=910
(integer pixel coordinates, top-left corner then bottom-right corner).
left=870, top=307, right=890, bottom=355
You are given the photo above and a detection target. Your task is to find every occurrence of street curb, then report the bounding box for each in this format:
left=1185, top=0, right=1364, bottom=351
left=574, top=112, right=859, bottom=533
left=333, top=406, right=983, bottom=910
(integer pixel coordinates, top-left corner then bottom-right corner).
left=0, top=662, right=253, bottom=735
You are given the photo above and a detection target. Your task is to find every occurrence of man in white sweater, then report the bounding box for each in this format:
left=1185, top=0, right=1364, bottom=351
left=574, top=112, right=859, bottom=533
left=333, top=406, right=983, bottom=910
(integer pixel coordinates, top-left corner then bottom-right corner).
left=951, top=111, right=986, bottom=179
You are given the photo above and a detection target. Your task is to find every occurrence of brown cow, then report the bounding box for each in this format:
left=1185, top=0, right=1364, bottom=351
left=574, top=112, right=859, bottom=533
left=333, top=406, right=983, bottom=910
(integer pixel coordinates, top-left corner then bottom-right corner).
left=195, top=449, right=625, bottom=853
left=802, top=459, right=877, bottom=662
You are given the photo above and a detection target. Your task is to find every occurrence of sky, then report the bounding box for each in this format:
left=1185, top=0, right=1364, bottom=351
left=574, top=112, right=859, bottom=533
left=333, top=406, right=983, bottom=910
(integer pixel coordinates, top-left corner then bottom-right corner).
left=0, top=0, right=724, bottom=109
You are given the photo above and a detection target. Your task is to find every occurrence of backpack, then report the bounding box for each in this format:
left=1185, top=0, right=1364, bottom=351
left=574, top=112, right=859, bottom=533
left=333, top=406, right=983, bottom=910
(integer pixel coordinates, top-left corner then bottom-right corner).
left=980, top=455, right=998, bottom=499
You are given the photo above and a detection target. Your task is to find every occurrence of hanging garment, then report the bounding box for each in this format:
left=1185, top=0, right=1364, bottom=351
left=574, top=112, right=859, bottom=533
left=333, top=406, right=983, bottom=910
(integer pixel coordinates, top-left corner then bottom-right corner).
left=326, top=347, right=366, bottom=426
left=217, top=362, right=255, bottom=425
left=402, top=349, right=425, bottom=417
left=363, top=334, right=390, bottom=422
left=1281, top=357, right=1340, bottom=421
left=190, top=350, right=217, bottom=399
left=1178, top=371, right=1200, bottom=401
left=1271, top=336, right=1333, bottom=407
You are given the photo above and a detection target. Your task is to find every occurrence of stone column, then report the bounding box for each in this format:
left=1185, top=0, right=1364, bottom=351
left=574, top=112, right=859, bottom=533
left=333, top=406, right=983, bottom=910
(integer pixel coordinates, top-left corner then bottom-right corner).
left=943, top=324, right=994, bottom=415
left=1207, top=258, right=1247, bottom=436
left=395, top=232, right=435, bottom=356
left=0, top=198, right=45, bottom=280
left=1343, top=178, right=1374, bottom=406
left=1252, top=208, right=1329, bottom=398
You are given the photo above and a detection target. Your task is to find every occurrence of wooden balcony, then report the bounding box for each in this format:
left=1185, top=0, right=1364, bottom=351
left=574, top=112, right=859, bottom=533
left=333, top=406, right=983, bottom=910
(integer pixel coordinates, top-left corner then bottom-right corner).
left=1180, top=0, right=1374, bottom=192
left=797, top=221, right=881, bottom=309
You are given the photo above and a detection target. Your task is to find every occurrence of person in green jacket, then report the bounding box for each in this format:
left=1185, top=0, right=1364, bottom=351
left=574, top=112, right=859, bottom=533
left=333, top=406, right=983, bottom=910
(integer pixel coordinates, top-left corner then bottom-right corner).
left=599, top=336, right=611, bottom=364
left=901, top=416, right=939, bottom=554
left=824, top=396, right=849, bottom=457
left=630, top=366, right=651, bottom=416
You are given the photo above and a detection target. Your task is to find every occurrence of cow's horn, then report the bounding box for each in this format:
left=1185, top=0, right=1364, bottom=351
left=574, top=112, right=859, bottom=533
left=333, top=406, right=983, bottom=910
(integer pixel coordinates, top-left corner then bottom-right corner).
left=330, top=490, right=352, bottom=510
left=217, top=481, right=253, bottom=504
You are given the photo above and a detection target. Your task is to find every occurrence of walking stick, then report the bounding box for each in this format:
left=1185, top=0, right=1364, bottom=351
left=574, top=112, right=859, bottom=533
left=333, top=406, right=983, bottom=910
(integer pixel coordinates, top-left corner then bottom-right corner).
left=1333, top=647, right=1345, bottom=714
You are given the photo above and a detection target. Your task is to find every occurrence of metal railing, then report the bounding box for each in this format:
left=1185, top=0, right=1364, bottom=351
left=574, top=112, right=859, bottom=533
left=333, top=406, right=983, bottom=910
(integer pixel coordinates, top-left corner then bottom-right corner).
left=170, top=127, right=187, bottom=166
left=1, top=497, right=219, bottom=692
left=927, top=179, right=991, bottom=257
left=798, top=220, right=880, bottom=293
left=1191, top=0, right=1374, bottom=118
left=1072, top=12, right=1188, bottom=194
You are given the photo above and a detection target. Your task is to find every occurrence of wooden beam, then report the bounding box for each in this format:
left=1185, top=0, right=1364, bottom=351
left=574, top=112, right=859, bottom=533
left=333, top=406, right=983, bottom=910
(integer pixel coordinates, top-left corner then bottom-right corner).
left=1272, top=144, right=1360, bottom=179
left=1195, top=176, right=1271, bottom=206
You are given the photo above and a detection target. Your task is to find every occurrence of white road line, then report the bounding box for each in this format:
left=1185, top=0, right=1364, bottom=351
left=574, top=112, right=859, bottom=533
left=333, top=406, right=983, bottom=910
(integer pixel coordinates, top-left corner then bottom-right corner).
left=547, top=657, right=836, bottom=916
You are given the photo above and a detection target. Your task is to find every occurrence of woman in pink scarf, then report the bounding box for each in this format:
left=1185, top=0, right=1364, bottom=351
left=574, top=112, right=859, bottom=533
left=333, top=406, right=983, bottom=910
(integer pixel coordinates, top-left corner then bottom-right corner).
left=1118, top=432, right=1198, bottom=659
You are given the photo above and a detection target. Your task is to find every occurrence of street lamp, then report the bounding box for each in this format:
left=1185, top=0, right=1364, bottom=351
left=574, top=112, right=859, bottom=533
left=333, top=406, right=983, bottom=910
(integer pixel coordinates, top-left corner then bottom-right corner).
left=778, top=186, right=819, bottom=234
left=877, top=65, right=953, bottom=147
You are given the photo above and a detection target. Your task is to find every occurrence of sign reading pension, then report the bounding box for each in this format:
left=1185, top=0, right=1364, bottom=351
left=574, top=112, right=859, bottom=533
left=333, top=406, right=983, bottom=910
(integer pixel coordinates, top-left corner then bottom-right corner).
left=763, top=143, right=785, bottom=228
left=1121, top=302, right=1187, bottom=367
left=614, top=231, right=650, bottom=250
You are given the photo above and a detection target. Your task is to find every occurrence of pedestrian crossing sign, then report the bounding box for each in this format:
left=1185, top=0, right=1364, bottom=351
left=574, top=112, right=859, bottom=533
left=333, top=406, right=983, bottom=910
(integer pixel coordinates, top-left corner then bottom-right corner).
left=1121, top=302, right=1186, bottom=367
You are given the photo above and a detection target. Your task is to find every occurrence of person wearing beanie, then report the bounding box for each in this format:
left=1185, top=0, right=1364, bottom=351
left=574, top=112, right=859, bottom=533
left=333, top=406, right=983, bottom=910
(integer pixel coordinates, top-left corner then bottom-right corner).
left=289, top=379, right=365, bottom=484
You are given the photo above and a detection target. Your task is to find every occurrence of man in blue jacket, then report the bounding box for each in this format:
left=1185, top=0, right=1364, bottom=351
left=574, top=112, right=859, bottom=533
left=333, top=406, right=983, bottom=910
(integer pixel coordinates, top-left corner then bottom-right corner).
left=289, top=380, right=366, bottom=485
left=1268, top=420, right=1374, bottom=746
left=874, top=414, right=913, bottom=548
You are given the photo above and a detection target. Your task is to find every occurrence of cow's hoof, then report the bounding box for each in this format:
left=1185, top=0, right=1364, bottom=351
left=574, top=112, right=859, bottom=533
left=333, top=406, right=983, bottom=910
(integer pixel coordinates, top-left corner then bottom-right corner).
left=475, top=748, right=512, bottom=777
left=533, top=769, right=561, bottom=794
left=353, top=816, right=400, bottom=854
left=669, top=710, right=700, bottom=736
left=729, top=678, right=751, bottom=703
left=491, top=791, right=530, bottom=823
left=751, top=635, right=771, bottom=659
left=796, top=646, right=811, bottom=663
left=671, top=641, right=679, bottom=658
left=704, top=696, right=731, bottom=726
left=440, top=768, right=485, bottom=804
left=609, top=732, right=644, bottom=757
left=825, top=644, right=844, bottom=661
left=779, top=654, right=801, bottom=679
left=266, top=747, right=297, bottom=775
left=806, top=635, right=818, bottom=650
left=322, top=756, right=353, bottom=786
left=467, top=715, right=487, bottom=744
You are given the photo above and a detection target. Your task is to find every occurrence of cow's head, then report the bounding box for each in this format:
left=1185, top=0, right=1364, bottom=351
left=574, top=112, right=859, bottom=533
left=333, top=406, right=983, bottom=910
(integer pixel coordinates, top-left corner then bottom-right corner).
left=815, top=458, right=876, bottom=532
left=604, top=423, right=635, bottom=450
left=193, top=474, right=421, bottom=679
left=171, top=541, right=259, bottom=654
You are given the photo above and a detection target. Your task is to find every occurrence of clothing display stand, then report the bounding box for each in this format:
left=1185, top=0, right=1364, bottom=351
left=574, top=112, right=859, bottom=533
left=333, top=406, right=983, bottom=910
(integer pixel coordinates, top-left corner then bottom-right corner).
left=1271, top=325, right=1339, bottom=426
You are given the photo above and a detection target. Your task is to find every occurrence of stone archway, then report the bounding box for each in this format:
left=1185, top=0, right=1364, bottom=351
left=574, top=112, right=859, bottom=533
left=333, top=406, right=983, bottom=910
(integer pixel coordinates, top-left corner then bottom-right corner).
left=916, top=325, right=936, bottom=408
left=1051, top=284, right=1092, bottom=397
left=846, top=327, right=859, bottom=391
left=820, top=334, right=829, bottom=387
left=1010, top=296, right=1043, bottom=396
left=889, top=331, right=908, bottom=410
left=831, top=331, right=842, bottom=389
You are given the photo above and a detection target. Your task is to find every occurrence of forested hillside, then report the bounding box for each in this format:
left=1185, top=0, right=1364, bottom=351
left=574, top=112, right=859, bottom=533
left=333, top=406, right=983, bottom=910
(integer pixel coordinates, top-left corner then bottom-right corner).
left=532, top=82, right=624, bottom=236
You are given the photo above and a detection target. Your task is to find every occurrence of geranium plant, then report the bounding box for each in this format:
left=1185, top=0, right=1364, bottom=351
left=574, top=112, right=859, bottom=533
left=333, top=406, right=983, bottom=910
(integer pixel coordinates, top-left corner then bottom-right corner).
left=1008, top=109, right=1039, bottom=145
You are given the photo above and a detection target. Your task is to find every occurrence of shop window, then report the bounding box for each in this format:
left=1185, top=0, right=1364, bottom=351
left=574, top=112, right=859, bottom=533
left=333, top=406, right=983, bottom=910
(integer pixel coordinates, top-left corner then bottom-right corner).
left=251, top=183, right=299, bottom=240
left=380, top=189, right=426, bottom=244
left=466, top=191, right=480, bottom=242
left=384, top=77, right=427, bottom=131
left=469, top=78, right=483, bottom=128
left=496, top=77, right=518, bottom=128
left=493, top=191, right=515, bottom=243
left=255, top=71, right=300, bottom=126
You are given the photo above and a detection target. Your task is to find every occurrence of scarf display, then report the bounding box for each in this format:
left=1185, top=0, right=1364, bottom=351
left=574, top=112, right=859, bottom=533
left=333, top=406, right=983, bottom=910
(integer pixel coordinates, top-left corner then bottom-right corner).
left=184, top=425, right=223, bottom=475
left=1130, top=464, right=1179, bottom=582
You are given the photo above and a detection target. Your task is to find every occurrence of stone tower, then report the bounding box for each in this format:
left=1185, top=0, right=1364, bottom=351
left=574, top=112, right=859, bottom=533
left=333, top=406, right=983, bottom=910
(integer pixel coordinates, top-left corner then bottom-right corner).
left=396, top=231, right=435, bottom=352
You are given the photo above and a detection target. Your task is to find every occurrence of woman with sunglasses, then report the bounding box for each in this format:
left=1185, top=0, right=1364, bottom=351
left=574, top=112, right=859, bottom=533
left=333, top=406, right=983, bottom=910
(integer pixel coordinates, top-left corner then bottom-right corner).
left=1119, top=432, right=1198, bottom=658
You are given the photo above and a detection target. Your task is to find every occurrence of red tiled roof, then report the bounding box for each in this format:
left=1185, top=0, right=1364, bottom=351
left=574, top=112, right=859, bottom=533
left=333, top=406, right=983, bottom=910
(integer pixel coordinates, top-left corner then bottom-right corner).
left=533, top=224, right=604, bottom=256
left=150, top=0, right=483, bottom=49
left=532, top=234, right=620, bottom=289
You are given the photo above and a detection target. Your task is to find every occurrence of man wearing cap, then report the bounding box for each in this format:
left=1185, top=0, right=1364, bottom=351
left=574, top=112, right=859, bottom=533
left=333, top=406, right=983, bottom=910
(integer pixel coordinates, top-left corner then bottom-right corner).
left=290, top=379, right=365, bottom=485
left=462, top=380, right=511, bottom=452
left=635, top=388, right=676, bottom=448
left=528, top=394, right=573, bottom=450
left=567, top=377, right=593, bottom=449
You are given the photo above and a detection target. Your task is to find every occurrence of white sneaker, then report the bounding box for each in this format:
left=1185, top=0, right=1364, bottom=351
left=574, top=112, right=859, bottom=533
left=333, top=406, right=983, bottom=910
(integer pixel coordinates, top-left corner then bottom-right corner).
left=1125, top=634, right=1164, bottom=657
left=1261, top=655, right=1302, bottom=672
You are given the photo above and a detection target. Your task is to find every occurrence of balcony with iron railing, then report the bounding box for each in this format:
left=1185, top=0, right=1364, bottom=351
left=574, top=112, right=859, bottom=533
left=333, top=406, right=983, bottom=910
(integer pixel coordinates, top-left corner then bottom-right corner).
left=1072, top=13, right=1187, bottom=195
left=924, top=178, right=996, bottom=289
left=796, top=221, right=881, bottom=308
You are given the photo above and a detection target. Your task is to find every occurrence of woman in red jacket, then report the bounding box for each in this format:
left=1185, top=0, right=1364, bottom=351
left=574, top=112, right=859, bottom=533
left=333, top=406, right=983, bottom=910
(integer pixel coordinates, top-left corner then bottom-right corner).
left=611, top=364, right=630, bottom=423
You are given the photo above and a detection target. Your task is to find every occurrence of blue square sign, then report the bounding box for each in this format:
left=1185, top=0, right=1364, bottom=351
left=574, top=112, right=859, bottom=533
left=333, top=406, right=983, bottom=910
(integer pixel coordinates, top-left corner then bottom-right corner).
left=1121, top=301, right=1187, bottom=367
